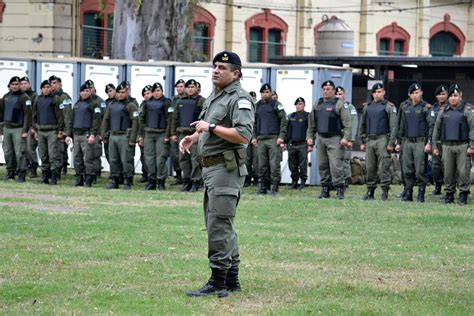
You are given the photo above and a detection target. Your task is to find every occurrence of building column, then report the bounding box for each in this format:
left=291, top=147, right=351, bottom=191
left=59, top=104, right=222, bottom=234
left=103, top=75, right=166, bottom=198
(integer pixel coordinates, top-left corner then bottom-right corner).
left=416, top=0, right=430, bottom=56
left=467, top=5, right=474, bottom=56
left=224, top=0, right=234, bottom=52
left=358, top=0, right=372, bottom=56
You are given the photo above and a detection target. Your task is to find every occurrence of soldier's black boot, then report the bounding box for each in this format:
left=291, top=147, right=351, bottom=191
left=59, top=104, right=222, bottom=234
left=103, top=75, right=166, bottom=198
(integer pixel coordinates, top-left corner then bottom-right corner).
left=226, top=266, right=241, bottom=292
left=431, top=183, right=442, bottom=195
left=244, top=176, right=251, bottom=187
left=362, top=187, right=375, bottom=200
left=336, top=184, right=345, bottom=200
left=50, top=170, right=59, bottom=185
left=257, top=180, right=268, bottom=195
left=40, top=170, right=50, bottom=184
left=118, top=174, right=124, bottom=185
left=271, top=182, right=279, bottom=196
left=344, top=178, right=350, bottom=192
left=157, top=179, right=166, bottom=191
left=171, top=171, right=183, bottom=186
left=416, top=185, right=426, bottom=203
left=401, top=188, right=413, bottom=202
left=123, top=177, right=132, bottom=190
left=253, top=176, right=259, bottom=187
left=299, top=178, right=306, bottom=190
left=459, top=191, right=469, bottom=205
left=288, top=179, right=298, bottom=190
left=84, top=175, right=93, bottom=188
left=186, top=269, right=228, bottom=298
left=397, top=185, right=407, bottom=198
left=318, top=186, right=330, bottom=199
left=91, top=173, right=97, bottom=184
left=74, top=175, right=84, bottom=187
left=443, top=192, right=455, bottom=204
left=181, top=179, right=191, bottom=192
left=139, top=172, right=148, bottom=183
left=107, top=177, right=119, bottom=189
left=381, top=187, right=389, bottom=201
left=145, top=179, right=156, bottom=190
left=3, top=171, right=15, bottom=181
left=190, top=181, right=199, bottom=192
left=17, top=172, right=26, bottom=183
left=62, top=163, right=68, bottom=176
left=28, top=167, right=38, bottom=178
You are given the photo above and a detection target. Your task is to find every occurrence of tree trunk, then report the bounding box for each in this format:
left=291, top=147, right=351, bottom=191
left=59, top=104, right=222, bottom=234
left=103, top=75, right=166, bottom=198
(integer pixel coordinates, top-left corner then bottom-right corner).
left=112, top=0, right=193, bottom=62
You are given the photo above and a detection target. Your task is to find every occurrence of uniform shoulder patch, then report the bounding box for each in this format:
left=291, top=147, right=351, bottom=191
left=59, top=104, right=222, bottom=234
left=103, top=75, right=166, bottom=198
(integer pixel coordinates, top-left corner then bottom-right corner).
left=63, top=99, right=72, bottom=106
left=430, top=110, right=435, bottom=117
left=238, top=99, right=252, bottom=110
left=101, top=102, right=106, bottom=108
left=167, top=107, right=174, bottom=112
left=25, top=100, right=32, bottom=106
left=392, top=107, right=397, bottom=113
left=133, top=111, right=139, bottom=118
left=350, top=109, right=357, bottom=115
left=59, top=104, right=64, bottom=110
left=94, top=107, right=101, bottom=114
left=277, top=103, right=285, bottom=111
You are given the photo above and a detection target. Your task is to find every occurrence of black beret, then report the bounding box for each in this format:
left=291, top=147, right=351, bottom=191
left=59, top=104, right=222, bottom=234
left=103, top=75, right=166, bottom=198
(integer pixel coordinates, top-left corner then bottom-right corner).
left=40, top=80, right=50, bottom=88
left=249, top=91, right=256, bottom=98
left=141, top=85, right=152, bottom=96
left=260, top=83, right=272, bottom=92
left=9, top=76, right=20, bottom=84
left=212, top=51, right=242, bottom=67
left=116, top=82, right=127, bottom=91
left=175, top=79, right=185, bottom=87
left=195, top=81, right=201, bottom=88
left=321, top=80, right=335, bottom=89
left=185, top=79, right=197, bottom=87
left=435, top=85, right=448, bottom=95
left=119, top=81, right=129, bottom=88
left=85, top=79, right=94, bottom=87
left=20, top=76, right=30, bottom=82
left=152, top=82, right=163, bottom=91
left=48, top=75, right=61, bottom=83
left=448, top=83, right=461, bottom=97
left=335, top=86, right=345, bottom=93
left=294, top=97, right=305, bottom=105
left=105, top=83, right=115, bottom=93
left=80, top=83, right=89, bottom=92
left=408, top=83, right=421, bottom=94
left=371, top=82, right=384, bottom=92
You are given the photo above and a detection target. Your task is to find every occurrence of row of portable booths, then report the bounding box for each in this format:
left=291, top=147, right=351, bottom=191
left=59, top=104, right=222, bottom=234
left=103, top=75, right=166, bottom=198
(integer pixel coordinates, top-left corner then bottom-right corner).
left=0, top=56, right=353, bottom=185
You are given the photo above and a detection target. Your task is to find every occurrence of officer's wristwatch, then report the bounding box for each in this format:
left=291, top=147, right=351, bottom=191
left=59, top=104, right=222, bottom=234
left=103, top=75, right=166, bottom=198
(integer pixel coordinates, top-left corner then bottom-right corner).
left=209, top=123, right=216, bottom=134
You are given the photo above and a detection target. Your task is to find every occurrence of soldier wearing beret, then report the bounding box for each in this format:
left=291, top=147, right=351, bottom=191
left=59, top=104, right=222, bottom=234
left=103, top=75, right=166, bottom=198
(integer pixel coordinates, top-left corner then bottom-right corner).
left=307, top=80, right=352, bottom=199
left=358, top=83, right=397, bottom=200
left=101, top=82, right=139, bottom=190
left=171, top=78, right=206, bottom=192
left=169, top=79, right=186, bottom=185
left=103, top=83, right=116, bottom=162
left=244, top=91, right=259, bottom=187
left=138, top=85, right=153, bottom=184
left=432, top=84, right=474, bottom=204
left=252, top=83, right=287, bottom=195
left=286, top=97, right=309, bottom=189
left=182, top=51, right=254, bottom=298
left=20, top=76, right=39, bottom=178
left=0, top=76, right=32, bottom=182
left=395, top=83, right=432, bottom=202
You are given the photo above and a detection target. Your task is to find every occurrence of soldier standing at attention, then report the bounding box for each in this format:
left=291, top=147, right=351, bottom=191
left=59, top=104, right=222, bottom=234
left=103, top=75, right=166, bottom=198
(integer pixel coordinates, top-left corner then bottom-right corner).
left=32, top=80, right=64, bottom=185
left=429, top=85, right=448, bottom=195
left=252, top=83, right=287, bottom=195
left=65, top=83, right=101, bottom=187
left=103, top=83, right=116, bottom=163
left=101, top=82, right=139, bottom=190
left=286, top=97, right=309, bottom=189
left=432, top=84, right=474, bottom=205
left=20, top=76, right=39, bottom=178
left=358, top=83, right=397, bottom=201
left=395, top=83, right=431, bottom=203
left=171, top=79, right=206, bottom=192
left=0, top=76, right=32, bottom=182
left=306, top=80, right=352, bottom=200
left=138, top=85, right=153, bottom=184
left=244, top=91, right=259, bottom=187
left=170, top=79, right=186, bottom=185
left=335, top=86, right=358, bottom=190
left=138, top=82, right=172, bottom=191
left=181, top=51, right=254, bottom=298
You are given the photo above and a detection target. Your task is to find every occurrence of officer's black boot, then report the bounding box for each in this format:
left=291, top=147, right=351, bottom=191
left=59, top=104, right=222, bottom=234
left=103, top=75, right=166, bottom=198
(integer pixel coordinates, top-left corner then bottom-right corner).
left=190, top=181, right=199, bottom=192
left=397, top=185, right=407, bottom=198
left=288, top=179, right=298, bottom=190
left=62, top=163, right=68, bottom=176
left=84, top=175, right=93, bottom=188
left=91, top=173, right=97, bottom=184
left=226, top=266, right=241, bottom=292
left=181, top=179, right=191, bottom=192
left=139, top=172, right=148, bottom=183
left=257, top=180, right=268, bottom=195
left=186, top=269, right=228, bottom=298
left=107, top=177, right=119, bottom=189
left=336, top=184, right=345, bottom=200
left=118, top=174, right=124, bottom=185
left=158, top=179, right=166, bottom=191
left=123, top=177, right=132, bottom=190
left=381, top=187, right=389, bottom=201
left=401, top=188, right=413, bottom=202
left=171, top=171, right=183, bottom=185
left=145, top=179, right=156, bottom=190
left=28, top=167, right=38, bottom=179
left=50, top=170, right=59, bottom=185
left=459, top=191, right=469, bottom=205
left=74, top=175, right=84, bottom=186
left=431, top=183, right=442, bottom=195
left=416, top=185, right=426, bottom=203
left=40, top=169, right=50, bottom=184
left=3, top=171, right=15, bottom=181
left=362, top=187, right=375, bottom=200
left=253, top=176, right=259, bottom=187
left=299, top=178, right=305, bottom=190
left=271, top=182, right=279, bottom=196
left=17, top=172, right=26, bottom=183
left=318, top=186, right=330, bottom=199
left=244, top=176, right=251, bottom=187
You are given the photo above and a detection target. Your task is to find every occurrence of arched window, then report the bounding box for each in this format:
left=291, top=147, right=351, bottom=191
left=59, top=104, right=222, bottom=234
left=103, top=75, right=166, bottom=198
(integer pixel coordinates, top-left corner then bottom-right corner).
left=192, top=7, right=216, bottom=62
left=245, top=9, right=288, bottom=62
left=376, top=22, right=410, bottom=56
left=429, top=14, right=465, bottom=56
left=80, top=0, right=114, bottom=58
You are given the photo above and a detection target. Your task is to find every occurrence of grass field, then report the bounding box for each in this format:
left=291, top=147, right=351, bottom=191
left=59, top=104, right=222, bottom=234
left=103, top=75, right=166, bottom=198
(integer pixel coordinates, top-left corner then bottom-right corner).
left=0, top=168, right=473, bottom=314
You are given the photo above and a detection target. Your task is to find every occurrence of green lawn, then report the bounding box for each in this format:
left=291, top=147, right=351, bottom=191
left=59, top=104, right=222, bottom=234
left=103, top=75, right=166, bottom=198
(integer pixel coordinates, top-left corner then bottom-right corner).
left=0, top=168, right=473, bottom=314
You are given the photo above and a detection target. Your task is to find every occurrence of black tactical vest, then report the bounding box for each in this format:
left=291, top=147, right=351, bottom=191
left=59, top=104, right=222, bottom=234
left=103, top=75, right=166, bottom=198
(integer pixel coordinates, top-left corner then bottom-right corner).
left=3, top=92, right=24, bottom=125
left=403, top=102, right=428, bottom=138
left=179, top=97, right=201, bottom=127
left=36, top=95, right=58, bottom=125
left=146, top=98, right=167, bottom=129
left=73, top=100, right=92, bottom=129
left=288, top=111, right=308, bottom=142
left=441, top=104, right=469, bottom=141
left=315, top=98, right=341, bottom=134
left=256, top=100, right=279, bottom=135
left=109, top=101, right=131, bottom=132
left=366, top=101, right=389, bottom=135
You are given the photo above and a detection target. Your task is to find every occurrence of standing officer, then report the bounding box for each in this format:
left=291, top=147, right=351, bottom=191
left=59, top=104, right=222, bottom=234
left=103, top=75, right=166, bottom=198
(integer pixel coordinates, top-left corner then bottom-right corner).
left=0, top=76, right=32, bottom=182
left=101, top=82, right=139, bottom=190
left=65, top=83, right=101, bottom=187
left=306, top=80, right=352, bottom=199
left=170, top=79, right=206, bottom=192
left=138, top=82, right=172, bottom=190
left=430, top=85, right=448, bottom=195
left=32, top=80, right=64, bottom=185
left=20, top=76, right=39, bottom=178
left=181, top=51, right=254, bottom=298
left=335, top=86, right=358, bottom=190
left=358, top=83, right=397, bottom=201
left=286, top=97, right=309, bottom=189
left=138, top=85, right=153, bottom=184
left=395, top=83, right=431, bottom=202
left=244, top=91, right=258, bottom=186
left=103, top=83, right=116, bottom=163
left=252, top=83, right=287, bottom=195
left=169, top=79, right=186, bottom=185
left=432, top=84, right=474, bottom=204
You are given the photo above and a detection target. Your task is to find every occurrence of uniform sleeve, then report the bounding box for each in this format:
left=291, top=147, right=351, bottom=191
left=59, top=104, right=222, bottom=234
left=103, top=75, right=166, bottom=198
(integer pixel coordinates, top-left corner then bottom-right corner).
left=54, top=96, right=64, bottom=132
left=138, top=101, right=146, bottom=138
left=231, top=96, right=255, bottom=142
left=395, top=102, right=405, bottom=144
left=252, top=102, right=258, bottom=140
left=91, top=101, right=101, bottom=137
left=101, top=108, right=110, bottom=139
left=277, top=102, right=287, bottom=140
left=165, top=98, right=173, bottom=138
left=387, top=104, right=398, bottom=147
left=197, top=96, right=206, bottom=108
left=128, top=102, right=139, bottom=144
left=350, top=104, right=358, bottom=142
left=32, top=97, right=38, bottom=131
left=307, top=104, right=316, bottom=141
left=432, top=108, right=444, bottom=150
left=285, top=114, right=292, bottom=143
left=337, top=100, right=352, bottom=141
left=61, top=95, right=73, bottom=135
left=358, top=105, right=367, bottom=143
left=21, top=94, right=32, bottom=134
left=467, top=108, right=474, bottom=148
left=171, top=101, right=179, bottom=136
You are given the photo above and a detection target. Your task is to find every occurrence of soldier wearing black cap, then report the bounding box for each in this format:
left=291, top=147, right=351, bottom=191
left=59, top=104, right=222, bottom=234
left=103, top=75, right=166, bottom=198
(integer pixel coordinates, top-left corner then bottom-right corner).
left=358, top=83, right=397, bottom=200
left=0, top=76, right=32, bottom=182
left=252, top=83, right=287, bottom=195
left=286, top=97, right=309, bottom=189
left=31, top=80, right=64, bottom=184
left=181, top=51, right=254, bottom=298
left=103, top=83, right=116, bottom=162
left=395, top=82, right=432, bottom=202
left=432, top=84, right=474, bottom=205
left=169, top=79, right=186, bottom=185
left=64, top=83, right=101, bottom=187
left=244, top=91, right=258, bottom=187
left=307, top=80, right=353, bottom=199
left=137, top=85, right=153, bottom=184
left=20, top=76, right=40, bottom=178
left=101, top=82, right=139, bottom=190
left=429, top=84, right=448, bottom=195
left=171, top=78, right=206, bottom=192
left=138, top=82, right=172, bottom=190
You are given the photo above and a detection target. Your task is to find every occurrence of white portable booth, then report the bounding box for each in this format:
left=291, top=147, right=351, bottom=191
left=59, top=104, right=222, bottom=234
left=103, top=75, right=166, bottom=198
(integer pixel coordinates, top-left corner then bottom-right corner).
left=173, top=62, right=213, bottom=98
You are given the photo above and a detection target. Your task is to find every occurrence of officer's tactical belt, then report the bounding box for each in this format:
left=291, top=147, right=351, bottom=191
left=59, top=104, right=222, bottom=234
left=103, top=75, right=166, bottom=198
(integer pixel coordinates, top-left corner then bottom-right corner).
left=200, top=154, right=226, bottom=168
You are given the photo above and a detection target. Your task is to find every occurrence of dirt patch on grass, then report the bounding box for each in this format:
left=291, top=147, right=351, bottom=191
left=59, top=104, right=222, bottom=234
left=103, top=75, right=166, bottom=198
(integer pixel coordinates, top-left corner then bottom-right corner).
left=0, top=201, right=86, bottom=213
left=0, top=191, right=63, bottom=201
left=101, top=199, right=199, bottom=208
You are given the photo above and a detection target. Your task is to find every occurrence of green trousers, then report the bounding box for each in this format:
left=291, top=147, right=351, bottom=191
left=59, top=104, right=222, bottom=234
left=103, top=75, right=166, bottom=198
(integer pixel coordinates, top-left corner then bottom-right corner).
left=317, top=134, right=344, bottom=186
left=38, top=129, right=61, bottom=174
left=442, top=143, right=471, bottom=193
left=401, top=140, right=429, bottom=189
left=178, top=133, right=201, bottom=181
left=26, top=130, right=39, bottom=169
left=73, top=134, right=96, bottom=176
left=108, top=134, right=135, bottom=178
left=2, top=126, right=27, bottom=174
left=288, top=143, right=308, bottom=181
left=431, top=150, right=444, bottom=185
left=257, top=136, right=281, bottom=183
left=365, top=135, right=392, bottom=189
left=144, top=131, right=169, bottom=181
left=343, top=148, right=352, bottom=182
